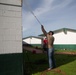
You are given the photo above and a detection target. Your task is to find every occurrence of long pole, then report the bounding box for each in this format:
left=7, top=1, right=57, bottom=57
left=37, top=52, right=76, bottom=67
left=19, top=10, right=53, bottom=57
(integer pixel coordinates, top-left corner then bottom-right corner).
left=24, top=0, right=42, bottom=25
left=29, top=9, right=42, bottom=25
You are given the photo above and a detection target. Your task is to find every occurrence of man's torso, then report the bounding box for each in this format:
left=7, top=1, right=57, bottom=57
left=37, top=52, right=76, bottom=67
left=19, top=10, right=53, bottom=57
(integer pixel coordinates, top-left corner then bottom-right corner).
left=46, top=34, right=54, bottom=48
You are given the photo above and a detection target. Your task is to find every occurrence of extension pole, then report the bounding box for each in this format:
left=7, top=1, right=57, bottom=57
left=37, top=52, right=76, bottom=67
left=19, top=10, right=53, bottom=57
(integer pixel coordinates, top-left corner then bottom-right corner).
left=25, top=0, right=42, bottom=25
left=29, top=6, right=42, bottom=25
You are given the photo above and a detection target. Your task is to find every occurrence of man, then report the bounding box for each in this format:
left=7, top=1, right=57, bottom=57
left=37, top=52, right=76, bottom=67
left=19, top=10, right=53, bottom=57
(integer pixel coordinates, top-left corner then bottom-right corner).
left=41, top=25, right=56, bottom=70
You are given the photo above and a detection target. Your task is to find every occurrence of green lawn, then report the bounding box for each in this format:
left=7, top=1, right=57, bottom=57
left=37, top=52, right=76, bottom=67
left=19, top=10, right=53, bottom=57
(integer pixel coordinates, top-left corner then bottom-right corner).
left=23, top=50, right=76, bottom=75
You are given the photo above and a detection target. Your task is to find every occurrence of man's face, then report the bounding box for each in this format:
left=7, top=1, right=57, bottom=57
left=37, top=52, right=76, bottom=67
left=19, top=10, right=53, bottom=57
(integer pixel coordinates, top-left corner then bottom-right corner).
left=48, top=32, right=52, bottom=35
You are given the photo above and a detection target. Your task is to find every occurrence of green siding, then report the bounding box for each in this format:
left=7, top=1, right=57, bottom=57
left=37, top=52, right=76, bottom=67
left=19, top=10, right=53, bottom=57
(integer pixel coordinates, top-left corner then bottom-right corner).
left=31, top=44, right=42, bottom=48
left=31, top=44, right=76, bottom=50
left=54, top=44, right=76, bottom=50
left=0, top=53, right=23, bottom=75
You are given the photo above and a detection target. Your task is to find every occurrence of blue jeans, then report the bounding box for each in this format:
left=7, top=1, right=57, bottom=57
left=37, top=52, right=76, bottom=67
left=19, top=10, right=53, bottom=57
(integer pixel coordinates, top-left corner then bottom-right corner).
left=47, top=48, right=56, bottom=69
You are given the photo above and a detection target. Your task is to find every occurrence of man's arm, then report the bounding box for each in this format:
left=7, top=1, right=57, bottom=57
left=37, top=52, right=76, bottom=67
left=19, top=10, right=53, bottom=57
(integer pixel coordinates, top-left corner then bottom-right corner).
left=41, top=25, right=47, bottom=36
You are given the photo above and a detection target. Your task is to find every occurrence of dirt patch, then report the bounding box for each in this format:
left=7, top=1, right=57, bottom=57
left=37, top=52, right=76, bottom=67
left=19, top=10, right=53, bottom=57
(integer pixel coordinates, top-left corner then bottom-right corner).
left=23, top=46, right=43, bottom=53
left=23, top=46, right=76, bottom=55
left=41, top=68, right=66, bottom=75
left=55, top=52, right=76, bottom=55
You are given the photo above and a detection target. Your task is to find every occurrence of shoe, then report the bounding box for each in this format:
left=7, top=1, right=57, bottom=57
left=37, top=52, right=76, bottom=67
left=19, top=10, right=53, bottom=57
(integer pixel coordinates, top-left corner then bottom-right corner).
left=47, top=68, right=52, bottom=71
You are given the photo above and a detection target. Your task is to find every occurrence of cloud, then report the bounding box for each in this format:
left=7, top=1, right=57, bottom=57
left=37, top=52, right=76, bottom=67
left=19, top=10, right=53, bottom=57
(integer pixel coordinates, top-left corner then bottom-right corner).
left=22, top=0, right=76, bottom=37
left=22, top=10, right=35, bottom=31
left=33, top=0, right=73, bottom=16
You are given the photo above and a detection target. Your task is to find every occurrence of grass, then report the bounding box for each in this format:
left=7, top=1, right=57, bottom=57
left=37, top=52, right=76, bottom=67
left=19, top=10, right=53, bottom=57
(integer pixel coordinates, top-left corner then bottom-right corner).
left=23, top=50, right=76, bottom=75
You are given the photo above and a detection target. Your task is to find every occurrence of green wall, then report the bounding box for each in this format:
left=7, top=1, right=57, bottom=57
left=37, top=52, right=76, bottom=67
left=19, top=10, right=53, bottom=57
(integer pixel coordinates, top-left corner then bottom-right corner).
left=31, top=44, right=76, bottom=50
left=31, top=44, right=42, bottom=48
left=54, top=44, right=76, bottom=50
left=0, top=53, right=23, bottom=75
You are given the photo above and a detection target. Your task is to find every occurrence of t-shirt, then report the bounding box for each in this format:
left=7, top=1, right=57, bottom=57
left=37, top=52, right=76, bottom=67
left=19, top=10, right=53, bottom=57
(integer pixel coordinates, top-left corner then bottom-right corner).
left=43, top=39, right=47, bottom=44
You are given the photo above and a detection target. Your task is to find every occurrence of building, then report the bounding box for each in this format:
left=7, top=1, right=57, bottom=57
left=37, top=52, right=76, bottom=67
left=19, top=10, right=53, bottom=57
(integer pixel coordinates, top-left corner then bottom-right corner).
left=0, top=0, right=23, bottom=75
left=54, top=28, right=76, bottom=50
left=39, top=28, right=76, bottom=50
left=23, top=36, right=43, bottom=47
left=23, top=28, right=76, bottom=50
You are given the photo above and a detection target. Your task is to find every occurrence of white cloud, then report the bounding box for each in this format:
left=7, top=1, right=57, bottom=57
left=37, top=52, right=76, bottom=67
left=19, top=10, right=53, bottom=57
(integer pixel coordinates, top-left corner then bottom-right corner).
left=22, top=0, right=76, bottom=37
left=22, top=11, right=35, bottom=31
left=33, top=0, right=73, bottom=16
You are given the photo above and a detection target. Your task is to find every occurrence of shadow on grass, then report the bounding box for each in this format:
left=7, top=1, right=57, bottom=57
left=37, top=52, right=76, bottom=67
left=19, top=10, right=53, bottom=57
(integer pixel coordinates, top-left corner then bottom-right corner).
left=23, top=50, right=76, bottom=75
left=55, top=54, right=76, bottom=67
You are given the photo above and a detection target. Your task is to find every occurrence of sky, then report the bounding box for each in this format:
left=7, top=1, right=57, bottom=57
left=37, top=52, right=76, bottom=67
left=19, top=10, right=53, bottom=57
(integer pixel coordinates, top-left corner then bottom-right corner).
left=22, top=0, right=76, bottom=38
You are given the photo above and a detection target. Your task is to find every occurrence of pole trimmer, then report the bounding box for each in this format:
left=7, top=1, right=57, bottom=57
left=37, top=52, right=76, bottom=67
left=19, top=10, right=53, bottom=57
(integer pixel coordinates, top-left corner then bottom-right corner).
left=24, top=0, right=42, bottom=25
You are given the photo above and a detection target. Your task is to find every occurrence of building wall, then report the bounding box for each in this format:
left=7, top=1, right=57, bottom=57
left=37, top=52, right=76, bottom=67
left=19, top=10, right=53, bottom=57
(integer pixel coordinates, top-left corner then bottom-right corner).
left=37, top=31, right=76, bottom=50
left=54, top=44, right=76, bottom=50
left=54, top=31, right=76, bottom=44
left=0, top=0, right=21, bottom=5
left=53, top=31, right=76, bottom=50
left=23, top=38, right=31, bottom=44
left=0, top=53, right=23, bottom=75
left=23, top=37, right=42, bottom=44
left=0, top=0, right=23, bottom=75
left=0, top=0, right=22, bottom=54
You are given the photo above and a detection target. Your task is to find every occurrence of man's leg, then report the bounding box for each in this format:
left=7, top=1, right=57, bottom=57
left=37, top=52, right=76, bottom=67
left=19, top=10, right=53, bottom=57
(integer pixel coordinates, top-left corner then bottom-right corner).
left=48, top=48, right=53, bottom=69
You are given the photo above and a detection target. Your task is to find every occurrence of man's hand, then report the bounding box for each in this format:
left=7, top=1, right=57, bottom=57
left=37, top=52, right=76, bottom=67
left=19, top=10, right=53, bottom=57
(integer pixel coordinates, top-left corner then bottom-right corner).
left=41, top=25, right=44, bottom=28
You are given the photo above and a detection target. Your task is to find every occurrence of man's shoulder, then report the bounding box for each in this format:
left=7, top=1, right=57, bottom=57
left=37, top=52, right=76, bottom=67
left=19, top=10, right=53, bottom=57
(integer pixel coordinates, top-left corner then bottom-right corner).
left=50, top=35, right=54, bottom=39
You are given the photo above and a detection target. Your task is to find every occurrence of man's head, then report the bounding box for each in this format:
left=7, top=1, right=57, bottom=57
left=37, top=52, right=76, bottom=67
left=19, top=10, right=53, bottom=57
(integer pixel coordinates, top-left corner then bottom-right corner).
left=48, top=31, right=54, bottom=35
